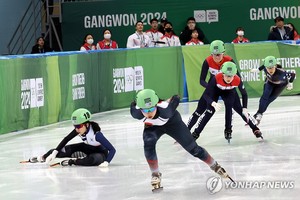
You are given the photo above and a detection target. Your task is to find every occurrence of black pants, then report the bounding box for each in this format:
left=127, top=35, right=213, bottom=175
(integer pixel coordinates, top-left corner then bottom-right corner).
left=257, top=82, right=286, bottom=114
left=43, top=143, right=107, bottom=166
left=195, top=89, right=258, bottom=134
left=143, top=111, right=211, bottom=172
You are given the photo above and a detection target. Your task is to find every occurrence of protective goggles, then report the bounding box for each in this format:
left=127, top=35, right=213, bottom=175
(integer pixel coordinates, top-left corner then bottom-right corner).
left=74, top=124, right=84, bottom=129
left=141, top=107, right=156, bottom=113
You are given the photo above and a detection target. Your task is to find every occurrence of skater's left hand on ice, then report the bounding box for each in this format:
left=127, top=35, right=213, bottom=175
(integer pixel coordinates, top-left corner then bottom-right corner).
left=46, top=150, right=58, bottom=164
left=99, top=161, right=109, bottom=167
left=286, top=82, right=293, bottom=90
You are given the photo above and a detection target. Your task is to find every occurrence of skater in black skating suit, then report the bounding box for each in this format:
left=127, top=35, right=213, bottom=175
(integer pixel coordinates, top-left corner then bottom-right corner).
left=130, top=89, right=231, bottom=189
left=250, top=55, right=296, bottom=125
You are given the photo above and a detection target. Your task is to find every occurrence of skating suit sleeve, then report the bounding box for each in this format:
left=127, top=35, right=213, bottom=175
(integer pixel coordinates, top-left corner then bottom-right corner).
left=55, top=130, right=78, bottom=151
left=95, top=132, right=116, bottom=163
left=200, top=59, right=210, bottom=88
left=130, top=101, right=145, bottom=119
left=158, top=95, right=180, bottom=119
left=236, top=70, right=248, bottom=108
left=203, top=77, right=217, bottom=105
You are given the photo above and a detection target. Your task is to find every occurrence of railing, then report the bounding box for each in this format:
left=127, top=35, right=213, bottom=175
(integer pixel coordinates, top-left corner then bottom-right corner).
left=7, top=0, right=63, bottom=55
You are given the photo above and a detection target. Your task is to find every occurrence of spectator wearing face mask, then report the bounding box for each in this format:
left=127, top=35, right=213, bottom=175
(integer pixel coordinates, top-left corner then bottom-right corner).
left=232, top=27, right=250, bottom=43
left=158, top=22, right=181, bottom=47
left=80, top=34, right=96, bottom=51
left=97, top=29, right=118, bottom=49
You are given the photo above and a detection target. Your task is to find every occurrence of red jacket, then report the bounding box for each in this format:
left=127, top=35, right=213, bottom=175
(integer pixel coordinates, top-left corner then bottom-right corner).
left=97, top=40, right=118, bottom=49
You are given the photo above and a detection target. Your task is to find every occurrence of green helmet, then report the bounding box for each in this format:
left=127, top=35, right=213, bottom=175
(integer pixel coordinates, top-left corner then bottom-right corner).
left=136, top=89, right=159, bottom=109
left=71, top=108, right=91, bottom=125
left=264, top=56, right=277, bottom=68
left=221, top=62, right=237, bottom=76
left=210, top=40, right=225, bottom=54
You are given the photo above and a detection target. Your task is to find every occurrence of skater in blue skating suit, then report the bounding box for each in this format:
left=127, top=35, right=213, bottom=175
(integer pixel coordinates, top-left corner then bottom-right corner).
left=250, top=56, right=296, bottom=125
left=130, top=89, right=230, bottom=188
left=187, top=40, right=248, bottom=138
left=193, top=62, right=263, bottom=142
left=29, top=108, right=116, bottom=167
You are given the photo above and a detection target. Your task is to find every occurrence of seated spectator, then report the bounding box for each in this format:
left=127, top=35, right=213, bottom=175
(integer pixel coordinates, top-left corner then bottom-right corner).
left=96, top=29, right=118, bottom=49
left=180, top=17, right=206, bottom=45
left=158, top=17, right=167, bottom=35
left=126, top=21, right=151, bottom=48
left=232, top=27, right=250, bottom=43
left=145, top=18, right=163, bottom=47
left=158, top=22, right=181, bottom=47
left=185, top=29, right=204, bottom=45
left=80, top=34, right=96, bottom=51
left=287, top=23, right=300, bottom=40
left=31, top=37, right=53, bottom=54
left=268, top=16, right=294, bottom=40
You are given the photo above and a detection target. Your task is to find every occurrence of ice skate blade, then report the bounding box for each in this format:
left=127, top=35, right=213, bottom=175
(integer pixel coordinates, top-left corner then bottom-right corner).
left=152, top=186, right=163, bottom=193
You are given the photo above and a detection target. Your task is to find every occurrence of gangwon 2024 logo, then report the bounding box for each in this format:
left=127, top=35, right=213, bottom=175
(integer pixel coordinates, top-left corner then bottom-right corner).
left=21, top=78, right=44, bottom=109
left=113, top=66, right=144, bottom=93
left=72, top=73, right=85, bottom=100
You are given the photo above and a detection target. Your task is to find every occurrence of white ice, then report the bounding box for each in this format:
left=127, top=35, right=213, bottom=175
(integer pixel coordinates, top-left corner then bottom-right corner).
left=0, top=96, right=299, bottom=200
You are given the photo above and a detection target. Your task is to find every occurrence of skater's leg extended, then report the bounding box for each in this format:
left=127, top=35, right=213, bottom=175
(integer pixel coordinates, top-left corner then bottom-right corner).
left=187, top=96, right=207, bottom=130
left=143, top=127, right=163, bottom=173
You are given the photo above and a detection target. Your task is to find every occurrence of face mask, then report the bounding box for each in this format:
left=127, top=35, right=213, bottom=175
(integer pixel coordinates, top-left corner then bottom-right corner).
left=165, top=28, right=172, bottom=33
left=104, top=33, right=111, bottom=39
left=237, top=31, right=244, bottom=36
left=87, top=39, right=94, bottom=44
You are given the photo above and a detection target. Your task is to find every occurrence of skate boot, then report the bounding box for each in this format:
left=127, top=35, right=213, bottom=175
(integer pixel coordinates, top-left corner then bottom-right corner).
left=210, top=162, right=235, bottom=183
left=224, top=128, right=232, bottom=143
left=60, top=159, right=76, bottom=166
left=253, top=129, right=263, bottom=139
left=151, top=172, right=163, bottom=192
left=29, top=156, right=44, bottom=163
left=192, top=131, right=200, bottom=140
left=254, top=113, right=263, bottom=125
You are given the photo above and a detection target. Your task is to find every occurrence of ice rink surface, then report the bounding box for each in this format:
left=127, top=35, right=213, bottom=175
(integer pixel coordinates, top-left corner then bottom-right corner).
left=0, top=96, right=299, bottom=200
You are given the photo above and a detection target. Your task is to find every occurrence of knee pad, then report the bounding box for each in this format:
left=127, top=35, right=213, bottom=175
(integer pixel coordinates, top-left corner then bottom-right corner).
left=71, top=151, right=87, bottom=159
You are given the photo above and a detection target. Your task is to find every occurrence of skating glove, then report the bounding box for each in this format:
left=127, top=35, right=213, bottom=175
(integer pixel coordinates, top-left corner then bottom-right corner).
left=45, top=150, right=58, bottom=164
left=250, top=68, right=259, bottom=73
left=286, top=82, right=293, bottom=90
left=211, top=102, right=222, bottom=112
left=99, top=161, right=109, bottom=167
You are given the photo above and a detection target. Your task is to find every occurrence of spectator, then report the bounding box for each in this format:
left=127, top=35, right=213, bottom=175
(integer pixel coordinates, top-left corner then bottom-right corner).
left=80, top=34, right=96, bottom=51
left=185, top=29, right=204, bottom=45
left=180, top=17, right=206, bottom=45
left=31, top=37, right=53, bottom=54
left=268, top=16, right=294, bottom=40
left=232, top=27, right=250, bottom=43
left=145, top=18, right=164, bottom=47
left=158, top=17, right=168, bottom=35
left=287, top=23, right=300, bottom=40
left=126, top=21, right=151, bottom=48
left=158, top=21, right=181, bottom=47
left=96, top=29, right=118, bottom=49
